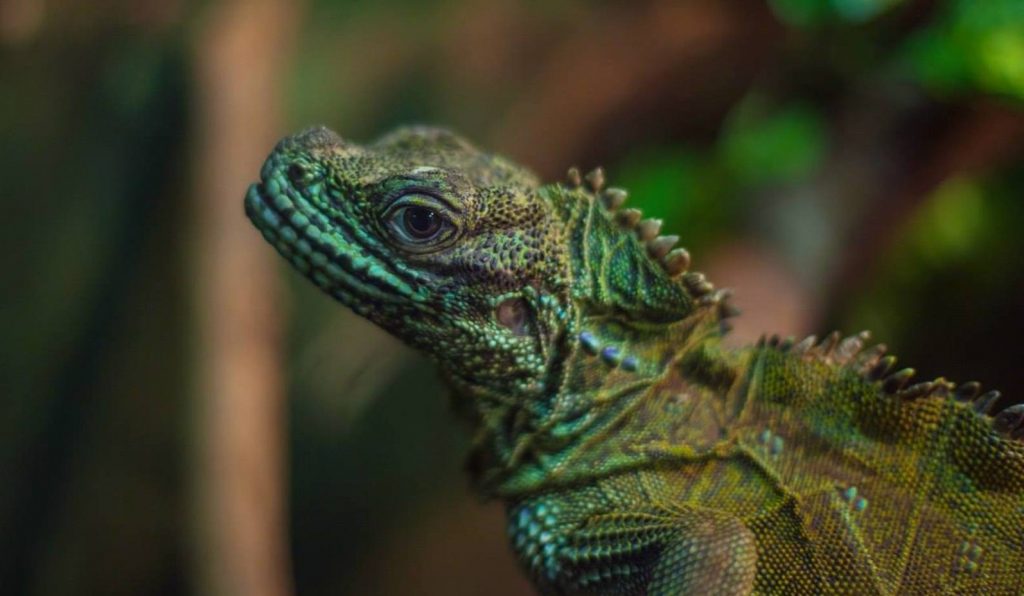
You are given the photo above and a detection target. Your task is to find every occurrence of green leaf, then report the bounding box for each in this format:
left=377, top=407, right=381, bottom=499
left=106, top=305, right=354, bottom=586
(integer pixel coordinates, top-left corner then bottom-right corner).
left=769, top=0, right=831, bottom=27
left=719, top=98, right=826, bottom=188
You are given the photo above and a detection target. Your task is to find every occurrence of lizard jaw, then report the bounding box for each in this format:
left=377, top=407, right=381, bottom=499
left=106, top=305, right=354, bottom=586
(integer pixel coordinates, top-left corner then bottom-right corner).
left=244, top=173, right=419, bottom=318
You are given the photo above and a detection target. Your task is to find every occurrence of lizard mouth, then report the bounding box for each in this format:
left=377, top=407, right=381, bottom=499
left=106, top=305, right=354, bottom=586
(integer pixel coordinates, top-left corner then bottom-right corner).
left=244, top=160, right=421, bottom=312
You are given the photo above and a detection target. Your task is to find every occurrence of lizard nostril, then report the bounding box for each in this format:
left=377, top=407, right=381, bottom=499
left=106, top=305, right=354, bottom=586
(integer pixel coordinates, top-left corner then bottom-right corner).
left=287, top=163, right=306, bottom=186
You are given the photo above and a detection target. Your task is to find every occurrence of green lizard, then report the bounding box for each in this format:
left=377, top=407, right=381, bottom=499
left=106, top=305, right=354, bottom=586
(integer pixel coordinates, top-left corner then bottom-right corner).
left=245, top=126, right=1024, bottom=594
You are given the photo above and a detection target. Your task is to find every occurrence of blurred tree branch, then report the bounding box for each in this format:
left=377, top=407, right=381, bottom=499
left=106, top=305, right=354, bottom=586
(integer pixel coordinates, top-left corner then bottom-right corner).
left=490, top=0, right=783, bottom=174
left=190, top=1, right=300, bottom=595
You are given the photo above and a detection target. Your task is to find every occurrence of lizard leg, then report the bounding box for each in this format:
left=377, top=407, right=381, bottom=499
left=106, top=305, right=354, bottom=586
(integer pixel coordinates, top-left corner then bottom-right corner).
left=509, top=500, right=758, bottom=595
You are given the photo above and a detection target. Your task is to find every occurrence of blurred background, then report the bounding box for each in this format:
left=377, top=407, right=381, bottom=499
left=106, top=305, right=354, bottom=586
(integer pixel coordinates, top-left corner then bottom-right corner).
left=2, top=0, right=1022, bottom=594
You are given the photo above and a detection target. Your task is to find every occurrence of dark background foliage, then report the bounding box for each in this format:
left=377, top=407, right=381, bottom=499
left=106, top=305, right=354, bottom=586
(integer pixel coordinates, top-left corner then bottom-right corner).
left=2, top=0, right=1022, bottom=594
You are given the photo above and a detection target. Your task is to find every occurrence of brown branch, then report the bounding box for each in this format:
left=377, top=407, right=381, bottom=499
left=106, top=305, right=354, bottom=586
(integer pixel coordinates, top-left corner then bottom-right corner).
left=190, top=2, right=301, bottom=595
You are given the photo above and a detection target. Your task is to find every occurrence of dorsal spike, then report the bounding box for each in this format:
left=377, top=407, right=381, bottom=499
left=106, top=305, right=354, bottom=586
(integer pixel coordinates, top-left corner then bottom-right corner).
left=585, top=167, right=606, bottom=192
left=602, top=188, right=627, bottom=211
left=616, top=208, right=642, bottom=228
left=836, top=331, right=870, bottom=362
left=718, top=297, right=741, bottom=319
left=791, top=335, right=817, bottom=356
left=992, top=404, right=1024, bottom=435
left=898, top=381, right=935, bottom=401
left=930, top=378, right=953, bottom=398
left=882, top=368, right=915, bottom=394
left=647, top=235, right=678, bottom=260
left=817, top=331, right=841, bottom=355
left=636, top=218, right=663, bottom=241
left=955, top=381, right=982, bottom=402
left=698, top=288, right=732, bottom=307
left=683, top=272, right=714, bottom=297
left=566, top=166, right=582, bottom=187
left=662, top=248, right=690, bottom=277
left=856, top=343, right=887, bottom=369
left=974, top=390, right=1001, bottom=414
left=867, top=355, right=896, bottom=381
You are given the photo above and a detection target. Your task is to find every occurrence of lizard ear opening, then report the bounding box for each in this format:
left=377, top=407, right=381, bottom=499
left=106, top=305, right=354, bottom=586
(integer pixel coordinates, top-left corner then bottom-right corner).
left=496, top=298, right=531, bottom=337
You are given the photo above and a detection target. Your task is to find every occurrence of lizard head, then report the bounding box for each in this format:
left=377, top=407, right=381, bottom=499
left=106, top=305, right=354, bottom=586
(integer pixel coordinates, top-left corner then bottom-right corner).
left=246, top=125, right=734, bottom=413
left=245, top=126, right=572, bottom=397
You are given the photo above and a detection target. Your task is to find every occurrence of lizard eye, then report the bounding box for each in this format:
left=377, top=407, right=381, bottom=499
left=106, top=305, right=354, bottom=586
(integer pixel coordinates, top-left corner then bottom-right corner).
left=384, top=193, right=457, bottom=251
left=402, top=206, right=442, bottom=239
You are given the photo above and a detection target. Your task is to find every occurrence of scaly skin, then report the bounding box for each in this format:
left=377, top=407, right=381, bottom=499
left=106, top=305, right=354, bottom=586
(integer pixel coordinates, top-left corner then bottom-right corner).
left=245, top=126, right=1024, bottom=595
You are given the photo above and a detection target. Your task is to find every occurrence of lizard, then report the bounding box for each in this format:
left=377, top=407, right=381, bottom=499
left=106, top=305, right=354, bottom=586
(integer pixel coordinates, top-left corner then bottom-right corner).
left=244, top=125, right=1024, bottom=595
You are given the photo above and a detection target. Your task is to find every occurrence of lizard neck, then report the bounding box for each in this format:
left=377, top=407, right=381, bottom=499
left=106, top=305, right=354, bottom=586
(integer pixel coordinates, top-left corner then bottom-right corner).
left=450, top=184, right=745, bottom=497
left=462, top=304, right=740, bottom=497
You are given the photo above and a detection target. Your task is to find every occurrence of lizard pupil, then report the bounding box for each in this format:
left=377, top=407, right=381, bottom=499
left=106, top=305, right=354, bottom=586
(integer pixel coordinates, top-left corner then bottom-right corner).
left=403, top=206, right=440, bottom=238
